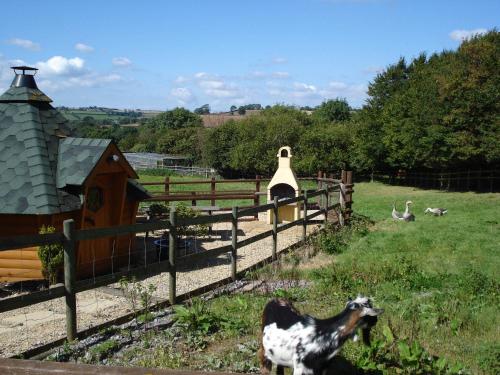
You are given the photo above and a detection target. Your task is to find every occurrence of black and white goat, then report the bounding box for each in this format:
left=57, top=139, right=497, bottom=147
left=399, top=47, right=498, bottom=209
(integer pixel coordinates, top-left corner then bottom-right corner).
left=259, top=297, right=383, bottom=375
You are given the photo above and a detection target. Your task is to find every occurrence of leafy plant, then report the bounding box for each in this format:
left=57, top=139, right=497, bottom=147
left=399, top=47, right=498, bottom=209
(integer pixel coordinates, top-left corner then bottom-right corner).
left=174, top=203, right=209, bottom=237
left=84, top=339, right=120, bottom=363
left=173, top=298, right=219, bottom=335
left=146, top=202, right=208, bottom=237
left=120, top=277, right=157, bottom=326
left=38, top=225, right=64, bottom=284
left=357, top=325, right=465, bottom=374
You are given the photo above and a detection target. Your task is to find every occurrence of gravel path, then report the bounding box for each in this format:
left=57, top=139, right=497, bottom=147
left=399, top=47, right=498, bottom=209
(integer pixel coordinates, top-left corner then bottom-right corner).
left=0, top=212, right=323, bottom=357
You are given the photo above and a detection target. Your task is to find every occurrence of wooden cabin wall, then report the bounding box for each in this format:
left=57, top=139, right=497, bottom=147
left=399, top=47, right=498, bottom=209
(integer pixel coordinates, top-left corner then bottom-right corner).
left=115, top=199, right=139, bottom=268
left=0, top=211, right=79, bottom=282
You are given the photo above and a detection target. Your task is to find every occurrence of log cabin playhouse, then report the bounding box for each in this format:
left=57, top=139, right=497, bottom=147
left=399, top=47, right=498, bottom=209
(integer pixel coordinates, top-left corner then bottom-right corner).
left=0, top=67, right=150, bottom=282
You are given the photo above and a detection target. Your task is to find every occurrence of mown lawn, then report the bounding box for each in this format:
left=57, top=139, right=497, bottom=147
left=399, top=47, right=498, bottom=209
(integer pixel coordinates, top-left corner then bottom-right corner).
left=71, top=181, right=499, bottom=374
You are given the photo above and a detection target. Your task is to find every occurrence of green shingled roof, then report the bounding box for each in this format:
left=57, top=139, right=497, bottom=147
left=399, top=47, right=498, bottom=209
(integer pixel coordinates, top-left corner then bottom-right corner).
left=0, top=86, right=52, bottom=103
left=0, top=99, right=81, bottom=214
left=127, top=178, right=152, bottom=200
left=0, top=75, right=149, bottom=215
left=57, top=138, right=111, bottom=188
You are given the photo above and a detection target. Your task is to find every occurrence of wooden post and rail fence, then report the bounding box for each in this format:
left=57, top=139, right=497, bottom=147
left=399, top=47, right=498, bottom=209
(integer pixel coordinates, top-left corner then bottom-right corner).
left=0, top=172, right=353, bottom=357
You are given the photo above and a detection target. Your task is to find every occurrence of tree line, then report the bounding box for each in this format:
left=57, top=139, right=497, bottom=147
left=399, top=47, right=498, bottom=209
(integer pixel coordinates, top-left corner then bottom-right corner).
left=72, top=30, right=499, bottom=177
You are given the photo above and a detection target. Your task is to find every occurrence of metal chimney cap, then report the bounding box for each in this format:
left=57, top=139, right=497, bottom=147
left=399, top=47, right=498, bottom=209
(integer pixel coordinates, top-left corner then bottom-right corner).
left=11, top=66, right=38, bottom=75
left=10, top=66, right=39, bottom=89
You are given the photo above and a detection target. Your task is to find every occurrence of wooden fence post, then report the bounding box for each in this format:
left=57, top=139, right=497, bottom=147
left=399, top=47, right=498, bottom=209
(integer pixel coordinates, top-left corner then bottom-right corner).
left=254, top=175, right=261, bottom=220
left=164, top=177, right=170, bottom=208
left=339, top=171, right=346, bottom=226
left=231, top=207, right=238, bottom=281
left=63, top=219, right=77, bottom=341
left=211, top=177, right=216, bottom=207
left=345, top=171, right=353, bottom=221
left=164, top=177, right=170, bottom=195
left=302, top=190, right=308, bottom=243
left=317, top=171, right=323, bottom=188
left=272, top=196, right=278, bottom=261
left=323, top=188, right=328, bottom=228
left=169, top=208, right=177, bottom=305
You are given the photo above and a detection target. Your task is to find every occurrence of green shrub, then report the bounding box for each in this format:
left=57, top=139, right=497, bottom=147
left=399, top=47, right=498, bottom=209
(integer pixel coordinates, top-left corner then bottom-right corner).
left=37, top=225, right=64, bottom=284
left=146, top=202, right=208, bottom=237
left=173, top=298, right=220, bottom=335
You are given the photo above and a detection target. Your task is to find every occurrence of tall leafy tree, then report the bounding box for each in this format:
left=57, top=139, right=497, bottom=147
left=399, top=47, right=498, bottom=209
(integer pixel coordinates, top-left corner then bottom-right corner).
left=146, top=107, right=202, bottom=130
left=312, top=98, right=351, bottom=123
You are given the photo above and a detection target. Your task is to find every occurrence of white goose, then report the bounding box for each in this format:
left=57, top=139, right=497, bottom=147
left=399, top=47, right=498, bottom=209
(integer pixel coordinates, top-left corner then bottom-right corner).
left=402, top=200, right=415, bottom=221
left=424, top=207, right=447, bottom=216
left=392, top=202, right=404, bottom=220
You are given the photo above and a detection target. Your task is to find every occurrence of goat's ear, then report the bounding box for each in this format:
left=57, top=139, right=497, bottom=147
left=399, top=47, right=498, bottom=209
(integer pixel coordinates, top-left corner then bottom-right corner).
left=362, top=307, right=384, bottom=317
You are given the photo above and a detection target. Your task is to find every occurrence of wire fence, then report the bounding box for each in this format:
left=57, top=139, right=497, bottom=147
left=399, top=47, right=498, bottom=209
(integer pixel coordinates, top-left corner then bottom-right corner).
left=0, top=173, right=353, bottom=358
left=364, top=169, right=500, bottom=192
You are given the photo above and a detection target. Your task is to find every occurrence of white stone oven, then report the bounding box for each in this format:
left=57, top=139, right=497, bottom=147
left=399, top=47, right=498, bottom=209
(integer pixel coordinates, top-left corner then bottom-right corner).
left=267, top=146, right=301, bottom=224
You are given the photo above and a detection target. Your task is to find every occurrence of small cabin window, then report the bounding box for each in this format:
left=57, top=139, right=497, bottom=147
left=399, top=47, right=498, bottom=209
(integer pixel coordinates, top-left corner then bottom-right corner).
left=87, top=187, right=104, bottom=212
left=280, top=149, right=289, bottom=158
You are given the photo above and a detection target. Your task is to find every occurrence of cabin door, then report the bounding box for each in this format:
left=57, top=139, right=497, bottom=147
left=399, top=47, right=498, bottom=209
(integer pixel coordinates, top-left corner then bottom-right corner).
left=78, top=173, right=125, bottom=278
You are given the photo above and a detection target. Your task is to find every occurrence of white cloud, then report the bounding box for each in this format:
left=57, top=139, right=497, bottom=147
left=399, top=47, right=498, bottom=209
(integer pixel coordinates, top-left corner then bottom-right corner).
left=249, top=71, right=267, bottom=78
left=6, top=38, right=40, bottom=51
left=174, top=75, right=188, bottom=83
left=30, top=55, right=124, bottom=91
left=199, top=80, right=225, bottom=89
left=320, top=81, right=367, bottom=104
left=36, top=56, right=85, bottom=76
left=194, top=72, right=210, bottom=79
left=193, top=72, right=243, bottom=99
left=272, top=71, right=290, bottom=78
left=245, top=71, right=290, bottom=80
left=293, top=82, right=317, bottom=92
left=0, top=56, right=26, bottom=84
left=171, top=87, right=194, bottom=102
left=112, top=57, right=132, bottom=67
left=328, top=81, right=348, bottom=89
left=363, top=66, right=384, bottom=75
left=449, top=28, right=487, bottom=41
left=75, top=43, right=94, bottom=53
left=272, top=57, right=287, bottom=64
left=267, top=79, right=367, bottom=107
left=37, top=73, right=122, bottom=91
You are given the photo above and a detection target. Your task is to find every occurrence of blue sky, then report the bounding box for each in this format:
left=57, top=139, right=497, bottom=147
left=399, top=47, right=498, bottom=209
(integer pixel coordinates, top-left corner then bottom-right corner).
left=0, top=0, right=498, bottom=111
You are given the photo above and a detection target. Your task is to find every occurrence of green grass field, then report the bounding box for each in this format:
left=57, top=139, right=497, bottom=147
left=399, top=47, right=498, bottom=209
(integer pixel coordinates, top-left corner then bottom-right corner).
left=68, top=181, right=498, bottom=373
left=60, top=110, right=134, bottom=122
left=327, top=182, right=499, bottom=373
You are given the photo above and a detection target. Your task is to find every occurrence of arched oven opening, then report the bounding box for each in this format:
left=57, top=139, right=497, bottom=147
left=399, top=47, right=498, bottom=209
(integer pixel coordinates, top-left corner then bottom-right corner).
left=270, top=183, right=295, bottom=202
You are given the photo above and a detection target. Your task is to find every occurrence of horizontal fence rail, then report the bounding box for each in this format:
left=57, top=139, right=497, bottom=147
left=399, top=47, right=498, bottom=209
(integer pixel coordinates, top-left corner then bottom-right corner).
left=0, top=171, right=352, bottom=358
